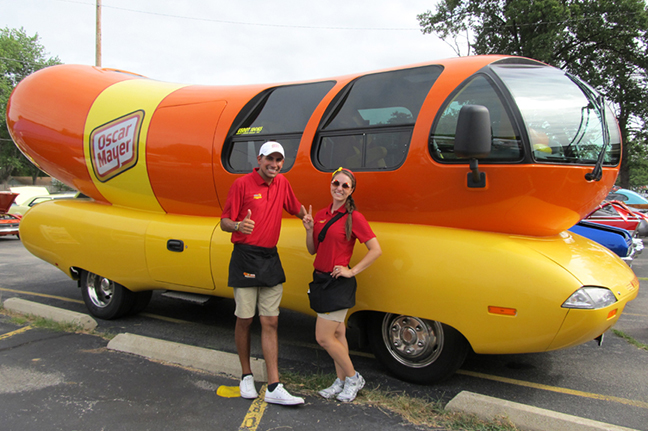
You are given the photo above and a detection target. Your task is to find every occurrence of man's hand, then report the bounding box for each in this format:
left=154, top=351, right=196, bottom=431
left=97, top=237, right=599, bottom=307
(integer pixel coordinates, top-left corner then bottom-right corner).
left=238, top=209, right=254, bottom=234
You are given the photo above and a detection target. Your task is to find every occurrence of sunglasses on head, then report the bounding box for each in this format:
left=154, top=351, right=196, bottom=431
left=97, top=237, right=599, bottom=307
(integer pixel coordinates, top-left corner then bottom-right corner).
left=331, top=180, right=351, bottom=189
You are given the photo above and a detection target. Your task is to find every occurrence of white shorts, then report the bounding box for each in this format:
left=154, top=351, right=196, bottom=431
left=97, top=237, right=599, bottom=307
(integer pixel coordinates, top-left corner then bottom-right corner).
left=317, top=308, right=348, bottom=323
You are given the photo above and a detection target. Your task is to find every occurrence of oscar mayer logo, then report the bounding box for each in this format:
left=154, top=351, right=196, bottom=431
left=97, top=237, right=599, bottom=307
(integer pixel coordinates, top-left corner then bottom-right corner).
left=89, top=110, right=144, bottom=182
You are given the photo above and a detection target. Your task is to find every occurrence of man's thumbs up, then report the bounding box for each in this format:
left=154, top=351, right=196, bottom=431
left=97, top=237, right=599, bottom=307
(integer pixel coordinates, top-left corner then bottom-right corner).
left=238, top=209, right=254, bottom=234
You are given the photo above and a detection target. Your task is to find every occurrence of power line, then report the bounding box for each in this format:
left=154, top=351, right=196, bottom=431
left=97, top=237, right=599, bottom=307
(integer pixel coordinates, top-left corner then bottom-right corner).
left=53, top=0, right=418, bottom=31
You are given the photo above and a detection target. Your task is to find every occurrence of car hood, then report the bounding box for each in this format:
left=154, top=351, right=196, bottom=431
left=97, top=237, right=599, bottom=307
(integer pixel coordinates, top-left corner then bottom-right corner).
left=0, top=192, right=19, bottom=214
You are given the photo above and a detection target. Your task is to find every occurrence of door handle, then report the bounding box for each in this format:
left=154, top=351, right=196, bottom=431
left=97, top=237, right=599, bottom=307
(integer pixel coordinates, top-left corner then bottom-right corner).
left=167, top=239, right=184, bottom=252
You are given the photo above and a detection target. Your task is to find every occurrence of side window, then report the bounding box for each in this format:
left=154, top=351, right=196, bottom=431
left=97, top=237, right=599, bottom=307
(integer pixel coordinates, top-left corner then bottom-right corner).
left=315, top=65, right=442, bottom=171
left=430, top=74, right=523, bottom=162
left=224, top=81, right=335, bottom=173
left=229, top=138, right=300, bottom=171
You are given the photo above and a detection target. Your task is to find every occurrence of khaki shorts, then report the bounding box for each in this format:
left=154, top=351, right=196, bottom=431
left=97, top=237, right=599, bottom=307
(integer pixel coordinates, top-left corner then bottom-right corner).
left=317, top=308, right=348, bottom=323
left=233, top=284, right=283, bottom=319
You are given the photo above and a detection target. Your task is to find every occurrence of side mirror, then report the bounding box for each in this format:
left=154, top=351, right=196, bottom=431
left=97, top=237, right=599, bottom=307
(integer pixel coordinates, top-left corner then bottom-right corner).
left=454, top=105, right=491, bottom=188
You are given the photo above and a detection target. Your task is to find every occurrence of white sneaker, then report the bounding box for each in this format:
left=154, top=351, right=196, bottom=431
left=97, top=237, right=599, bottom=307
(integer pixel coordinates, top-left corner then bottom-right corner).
left=336, top=373, right=365, bottom=402
left=239, top=375, right=258, bottom=399
left=318, top=378, right=345, bottom=399
left=264, top=383, right=305, bottom=405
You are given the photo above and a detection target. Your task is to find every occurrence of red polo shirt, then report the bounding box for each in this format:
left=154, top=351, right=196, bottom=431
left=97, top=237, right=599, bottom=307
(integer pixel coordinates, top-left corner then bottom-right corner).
left=222, top=168, right=301, bottom=248
left=312, top=204, right=376, bottom=273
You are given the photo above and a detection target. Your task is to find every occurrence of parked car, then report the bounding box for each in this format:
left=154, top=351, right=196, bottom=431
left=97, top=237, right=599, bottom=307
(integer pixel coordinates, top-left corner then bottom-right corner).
left=0, top=192, right=22, bottom=238
left=10, top=192, right=79, bottom=216
left=607, top=187, right=648, bottom=211
left=584, top=200, right=648, bottom=237
left=569, top=221, right=643, bottom=265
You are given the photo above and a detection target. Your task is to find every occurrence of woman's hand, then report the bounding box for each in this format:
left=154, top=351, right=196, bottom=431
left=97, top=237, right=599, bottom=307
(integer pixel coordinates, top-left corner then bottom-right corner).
left=301, top=205, right=314, bottom=230
left=331, top=265, right=352, bottom=278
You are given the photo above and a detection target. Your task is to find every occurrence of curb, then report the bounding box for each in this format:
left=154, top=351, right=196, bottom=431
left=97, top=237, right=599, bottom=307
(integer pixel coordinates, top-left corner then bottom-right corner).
left=446, top=391, right=639, bottom=431
left=2, top=297, right=97, bottom=331
left=107, top=332, right=268, bottom=382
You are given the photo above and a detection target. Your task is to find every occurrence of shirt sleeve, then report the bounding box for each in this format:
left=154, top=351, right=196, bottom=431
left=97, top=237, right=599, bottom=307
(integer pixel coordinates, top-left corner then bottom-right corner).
left=352, top=211, right=376, bottom=244
left=281, top=176, right=302, bottom=216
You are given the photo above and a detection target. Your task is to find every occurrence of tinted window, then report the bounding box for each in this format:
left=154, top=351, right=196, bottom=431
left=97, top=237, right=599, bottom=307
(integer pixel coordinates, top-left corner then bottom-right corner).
left=226, top=81, right=335, bottom=173
left=316, top=65, right=442, bottom=171
left=431, top=74, right=523, bottom=162
left=229, top=138, right=300, bottom=172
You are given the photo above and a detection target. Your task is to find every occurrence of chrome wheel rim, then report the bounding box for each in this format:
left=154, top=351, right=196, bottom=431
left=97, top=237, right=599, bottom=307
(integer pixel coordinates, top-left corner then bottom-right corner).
left=85, top=272, right=114, bottom=309
left=381, top=314, right=444, bottom=368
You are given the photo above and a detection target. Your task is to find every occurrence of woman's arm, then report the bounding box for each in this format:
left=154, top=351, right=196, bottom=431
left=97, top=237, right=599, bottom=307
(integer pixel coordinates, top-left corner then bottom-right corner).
left=335, top=237, right=382, bottom=278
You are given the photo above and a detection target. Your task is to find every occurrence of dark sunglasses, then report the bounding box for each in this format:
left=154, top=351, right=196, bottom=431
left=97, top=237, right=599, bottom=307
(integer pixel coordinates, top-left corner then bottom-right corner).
left=331, top=180, right=351, bottom=189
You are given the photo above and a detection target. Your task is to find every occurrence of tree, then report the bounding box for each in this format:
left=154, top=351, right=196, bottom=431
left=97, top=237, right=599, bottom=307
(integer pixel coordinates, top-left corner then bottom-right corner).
left=418, top=0, right=648, bottom=189
left=0, top=27, right=61, bottom=184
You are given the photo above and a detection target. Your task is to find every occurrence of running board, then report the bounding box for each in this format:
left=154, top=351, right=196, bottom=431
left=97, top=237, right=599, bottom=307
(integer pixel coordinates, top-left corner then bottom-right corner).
left=161, top=291, right=211, bottom=304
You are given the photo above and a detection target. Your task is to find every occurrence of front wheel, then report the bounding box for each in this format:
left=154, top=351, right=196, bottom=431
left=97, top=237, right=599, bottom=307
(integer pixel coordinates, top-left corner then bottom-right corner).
left=80, top=271, right=135, bottom=320
left=368, top=313, right=469, bottom=384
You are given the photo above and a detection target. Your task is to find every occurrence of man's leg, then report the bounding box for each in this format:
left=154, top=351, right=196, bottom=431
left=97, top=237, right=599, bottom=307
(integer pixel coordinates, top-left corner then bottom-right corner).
left=235, top=317, right=254, bottom=375
left=259, top=315, right=280, bottom=384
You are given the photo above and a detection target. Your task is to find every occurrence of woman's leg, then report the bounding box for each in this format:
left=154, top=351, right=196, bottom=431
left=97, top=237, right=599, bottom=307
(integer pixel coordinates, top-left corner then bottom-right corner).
left=315, top=317, right=355, bottom=379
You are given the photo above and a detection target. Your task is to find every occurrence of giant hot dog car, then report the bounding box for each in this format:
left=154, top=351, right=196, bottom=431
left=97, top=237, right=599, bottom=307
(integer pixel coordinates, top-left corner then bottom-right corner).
left=7, top=55, right=639, bottom=383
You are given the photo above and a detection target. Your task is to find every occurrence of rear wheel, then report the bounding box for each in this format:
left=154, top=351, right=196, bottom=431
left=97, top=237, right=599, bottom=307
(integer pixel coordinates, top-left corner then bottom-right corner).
left=80, top=271, right=135, bottom=320
left=368, top=313, right=469, bottom=384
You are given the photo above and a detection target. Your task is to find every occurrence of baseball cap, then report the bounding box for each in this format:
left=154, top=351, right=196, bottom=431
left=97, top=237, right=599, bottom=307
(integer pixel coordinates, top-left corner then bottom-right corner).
left=258, top=141, right=285, bottom=157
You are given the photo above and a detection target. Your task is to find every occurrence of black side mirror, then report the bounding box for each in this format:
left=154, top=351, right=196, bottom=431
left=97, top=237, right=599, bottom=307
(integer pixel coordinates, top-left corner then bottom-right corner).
left=454, top=105, right=491, bottom=188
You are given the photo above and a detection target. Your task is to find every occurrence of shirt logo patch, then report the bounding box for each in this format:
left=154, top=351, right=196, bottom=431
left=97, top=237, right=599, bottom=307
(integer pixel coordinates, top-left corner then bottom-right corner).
left=243, top=272, right=256, bottom=278
left=253, top=193, right=263, bottom=199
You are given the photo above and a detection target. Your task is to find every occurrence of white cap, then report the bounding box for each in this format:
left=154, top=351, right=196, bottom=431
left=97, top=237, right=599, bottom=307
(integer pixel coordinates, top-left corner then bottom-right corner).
left=258, top=141, right=285, bottom=157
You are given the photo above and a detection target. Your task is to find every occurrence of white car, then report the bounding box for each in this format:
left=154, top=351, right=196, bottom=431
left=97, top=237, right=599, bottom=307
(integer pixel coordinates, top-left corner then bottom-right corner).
left=10, top=193, right=79, bottom=216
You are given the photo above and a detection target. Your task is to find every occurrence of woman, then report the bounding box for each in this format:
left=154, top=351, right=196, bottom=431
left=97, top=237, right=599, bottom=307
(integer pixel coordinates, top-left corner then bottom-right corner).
left=301, top=167, right=382, bottom=402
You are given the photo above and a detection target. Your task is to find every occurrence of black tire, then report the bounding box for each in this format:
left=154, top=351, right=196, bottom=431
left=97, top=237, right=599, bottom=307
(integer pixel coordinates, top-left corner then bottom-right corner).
left=368, top=313, right=469, bottom=384
left=80, top=270, right=135, bottom=320
left=129, top=291, right=152, bottom=315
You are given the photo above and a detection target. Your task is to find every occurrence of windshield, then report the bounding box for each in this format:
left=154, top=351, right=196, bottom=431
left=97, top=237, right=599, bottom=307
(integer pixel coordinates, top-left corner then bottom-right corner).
left=491, top=64, right=620, bottom=166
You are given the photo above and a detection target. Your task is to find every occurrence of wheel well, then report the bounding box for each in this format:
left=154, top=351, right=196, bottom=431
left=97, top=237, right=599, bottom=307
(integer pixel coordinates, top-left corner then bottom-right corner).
left=348, top=310, right=473, bottom=353
left=347, top=310, right=380, bottom=349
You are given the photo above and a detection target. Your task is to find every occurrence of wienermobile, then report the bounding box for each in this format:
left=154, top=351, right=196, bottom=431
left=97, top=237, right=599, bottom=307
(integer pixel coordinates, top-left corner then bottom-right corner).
left=7, top=56, right=639, bottom=383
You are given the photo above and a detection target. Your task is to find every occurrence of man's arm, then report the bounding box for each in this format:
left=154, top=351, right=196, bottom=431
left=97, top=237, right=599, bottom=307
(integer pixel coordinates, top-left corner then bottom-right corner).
left=221, top=210, right=254, bottom=234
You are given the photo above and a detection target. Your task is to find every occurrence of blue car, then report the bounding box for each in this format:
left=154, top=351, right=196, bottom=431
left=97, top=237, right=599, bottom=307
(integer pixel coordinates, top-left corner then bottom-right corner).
left=569, top=221, right=643, bottom=265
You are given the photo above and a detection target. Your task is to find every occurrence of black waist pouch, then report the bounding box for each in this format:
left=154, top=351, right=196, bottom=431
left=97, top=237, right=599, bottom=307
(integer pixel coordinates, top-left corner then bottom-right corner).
left=228, top=244, right=286, bottom=288
left=308, top=270, right=357, bottom=313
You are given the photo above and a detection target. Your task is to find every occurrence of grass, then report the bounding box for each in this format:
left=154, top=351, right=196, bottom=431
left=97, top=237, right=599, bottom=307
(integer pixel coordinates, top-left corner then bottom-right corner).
left=612, top=329, right=648, bottom=351
left=0, top=306, right=116, bottom=339
left=281, top=370, right=519, bottom=431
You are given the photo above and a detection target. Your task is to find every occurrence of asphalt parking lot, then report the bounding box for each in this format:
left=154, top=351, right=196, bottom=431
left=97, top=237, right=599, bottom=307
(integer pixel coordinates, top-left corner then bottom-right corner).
left=1, top=236, right=647, bottom=431
left=0, top=317, right=436, bottom=431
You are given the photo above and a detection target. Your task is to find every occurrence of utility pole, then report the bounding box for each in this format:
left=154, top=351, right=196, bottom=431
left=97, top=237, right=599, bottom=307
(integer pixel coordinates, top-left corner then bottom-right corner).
left=96, top=0, right=102, bottom=67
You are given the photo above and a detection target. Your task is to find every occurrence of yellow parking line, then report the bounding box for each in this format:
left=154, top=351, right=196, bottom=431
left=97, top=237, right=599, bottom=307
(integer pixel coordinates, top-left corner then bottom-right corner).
left=0, top=325, right=33, bottom=340
left=0, top=287, right=84, bottom=304
left=457, top=370, right=648, bottom=409
left=0, top=287, right=191, bottom=324
left=239, top=385, right=268, bottom=431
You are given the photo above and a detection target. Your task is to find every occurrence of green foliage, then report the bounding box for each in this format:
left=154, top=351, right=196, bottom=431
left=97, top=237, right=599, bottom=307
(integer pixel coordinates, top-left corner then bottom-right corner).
left=418, top=0, right=648, bottom=188
left=0, top=27, right=61, bottom=183
left=625, top=135, right=648, bottom=189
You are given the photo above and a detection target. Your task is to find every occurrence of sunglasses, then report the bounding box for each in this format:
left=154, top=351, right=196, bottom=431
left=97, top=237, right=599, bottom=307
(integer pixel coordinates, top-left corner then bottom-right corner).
left=331, top=180, right=351, bottom=189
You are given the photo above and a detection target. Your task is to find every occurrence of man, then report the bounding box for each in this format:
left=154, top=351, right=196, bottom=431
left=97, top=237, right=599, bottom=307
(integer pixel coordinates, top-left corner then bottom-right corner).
left=221, top=141, right=306, bottom=406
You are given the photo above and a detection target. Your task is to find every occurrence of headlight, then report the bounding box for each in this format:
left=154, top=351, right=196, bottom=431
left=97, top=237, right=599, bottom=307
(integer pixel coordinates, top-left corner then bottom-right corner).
left=562, top=286, right=617, bottom=309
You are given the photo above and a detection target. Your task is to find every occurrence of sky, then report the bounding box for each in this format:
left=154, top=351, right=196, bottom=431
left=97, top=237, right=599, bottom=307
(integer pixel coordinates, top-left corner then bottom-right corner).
left=1, top=0, right=458, bottom=86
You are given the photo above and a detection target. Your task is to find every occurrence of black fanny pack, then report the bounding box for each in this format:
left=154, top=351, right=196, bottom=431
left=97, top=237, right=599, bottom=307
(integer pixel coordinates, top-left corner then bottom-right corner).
left=228, top=244, right=286, bottom=288
left=308, top=270, right=357, bottom=313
